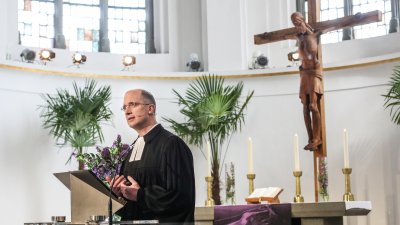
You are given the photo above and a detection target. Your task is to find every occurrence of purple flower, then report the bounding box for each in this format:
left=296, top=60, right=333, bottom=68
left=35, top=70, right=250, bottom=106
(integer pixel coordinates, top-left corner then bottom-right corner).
left=122, top=143, right=130, bottom=151
left=76, top=135, right=130, bottom=182
left=102, top=147, right=110, bottom=159
left=94, top=165, right=106, bottom=179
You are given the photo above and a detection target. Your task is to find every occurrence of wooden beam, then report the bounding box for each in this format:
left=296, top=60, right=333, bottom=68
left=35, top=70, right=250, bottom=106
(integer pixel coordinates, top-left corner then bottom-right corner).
left=308, top=0, right=320, bottom=24
left=313, top=10, right=382, bottom=32
left=254, top=10, right=382, bottom=45
left=254, top=27, right=297, bottom=45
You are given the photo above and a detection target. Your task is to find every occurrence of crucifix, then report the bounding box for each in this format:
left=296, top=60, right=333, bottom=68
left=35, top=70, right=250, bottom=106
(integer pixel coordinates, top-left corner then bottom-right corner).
left=254, top=0, right=381, bottom=201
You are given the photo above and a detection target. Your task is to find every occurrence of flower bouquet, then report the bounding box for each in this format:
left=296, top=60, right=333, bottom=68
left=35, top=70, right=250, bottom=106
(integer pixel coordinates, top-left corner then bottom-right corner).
left=77, top=135, right=131, bottom=182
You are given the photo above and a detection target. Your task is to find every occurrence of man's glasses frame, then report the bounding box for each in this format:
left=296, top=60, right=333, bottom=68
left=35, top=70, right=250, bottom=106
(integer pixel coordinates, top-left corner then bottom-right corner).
left=121, top=102, right=152, bottom=111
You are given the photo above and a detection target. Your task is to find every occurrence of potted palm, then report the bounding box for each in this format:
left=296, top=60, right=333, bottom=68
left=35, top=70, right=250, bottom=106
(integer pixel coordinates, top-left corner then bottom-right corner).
left=383, top=65, right=400, bottom=125
left=39, top=79, right=113, bottom=170
left=164, top=74, right=254, bottom=204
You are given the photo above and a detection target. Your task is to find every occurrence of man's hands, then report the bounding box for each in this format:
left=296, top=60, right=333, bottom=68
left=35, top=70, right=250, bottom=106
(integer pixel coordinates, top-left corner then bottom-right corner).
left=106, top=175, right=141, bottom=201
left=121, top=176, right=140, bottom=201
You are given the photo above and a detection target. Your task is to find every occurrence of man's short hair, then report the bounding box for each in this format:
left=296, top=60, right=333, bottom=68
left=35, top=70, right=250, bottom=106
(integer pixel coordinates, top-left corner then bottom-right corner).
left=141, top=90, right=156, bottom=105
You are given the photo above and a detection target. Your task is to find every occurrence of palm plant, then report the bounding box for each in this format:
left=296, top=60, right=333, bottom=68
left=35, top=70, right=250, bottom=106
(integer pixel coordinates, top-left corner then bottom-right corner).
left=39, top=79, right=113, bottom=170
left=164, top=74, right=254, bottom=204
left=383, top=65, right=400, bottom=125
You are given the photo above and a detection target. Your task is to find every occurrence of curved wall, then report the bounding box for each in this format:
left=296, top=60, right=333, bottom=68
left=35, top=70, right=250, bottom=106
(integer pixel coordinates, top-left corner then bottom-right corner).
left=1, top=53, right=400, bottom=225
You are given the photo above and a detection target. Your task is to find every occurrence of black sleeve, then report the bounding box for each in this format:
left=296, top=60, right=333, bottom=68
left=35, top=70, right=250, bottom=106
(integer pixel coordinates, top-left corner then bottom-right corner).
left=137, top=136, right=195, bottom=216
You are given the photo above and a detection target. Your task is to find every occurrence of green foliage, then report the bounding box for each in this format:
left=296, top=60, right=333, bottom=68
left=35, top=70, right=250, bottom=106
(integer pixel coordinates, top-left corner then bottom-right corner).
left=383, top=65, right=400, bottom=125
left=163, top=74, right=254, bottom=204
left=39, top=79, right=113, bottom=164
left=164, top=74, right=254, bottom=149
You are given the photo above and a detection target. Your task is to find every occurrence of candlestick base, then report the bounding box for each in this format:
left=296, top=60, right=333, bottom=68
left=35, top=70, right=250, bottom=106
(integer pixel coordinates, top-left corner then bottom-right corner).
left=342, top=168, right=355, bottom=201
left=294, top=195, right=304, bottom=203
left=205, top=176, right=214, bottom=206
left=247, top=173, right=256, bottom=195
left=293, top=171, right=304, bottom=203
left=205, top=199, right=215, bottom=206
left=343, top=193, right=354, bottom=201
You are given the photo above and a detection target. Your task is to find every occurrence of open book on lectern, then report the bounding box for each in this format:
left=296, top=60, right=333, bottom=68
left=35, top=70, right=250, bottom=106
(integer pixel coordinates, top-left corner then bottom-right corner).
left=54, top=170, right=126, bottom=223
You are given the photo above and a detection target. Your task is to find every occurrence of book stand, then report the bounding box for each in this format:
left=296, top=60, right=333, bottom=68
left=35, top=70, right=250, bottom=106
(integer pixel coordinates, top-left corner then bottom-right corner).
left=54, top=171, right=125, bottom=224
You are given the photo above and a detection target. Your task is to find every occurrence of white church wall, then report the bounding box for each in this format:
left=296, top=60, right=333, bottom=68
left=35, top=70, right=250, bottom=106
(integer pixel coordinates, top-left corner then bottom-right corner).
left=0, top=0, right=8, bottom=60
left=1, top=56, right=400, bottom=225
left=323, top=32, right=400, bottom=64
left=246, top=0, right=299, bottom=68
left=0, top=0, right=17, bottom=61
left=175, top=0, right=203, bottom=72
left=202, top=0, right=246, bottom=71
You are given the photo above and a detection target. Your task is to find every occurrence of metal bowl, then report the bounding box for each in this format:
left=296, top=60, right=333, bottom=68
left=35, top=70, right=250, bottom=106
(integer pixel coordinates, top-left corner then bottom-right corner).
left=90, top=215, right=107, bottom=222
left=51, top=216, right=66, bottom=222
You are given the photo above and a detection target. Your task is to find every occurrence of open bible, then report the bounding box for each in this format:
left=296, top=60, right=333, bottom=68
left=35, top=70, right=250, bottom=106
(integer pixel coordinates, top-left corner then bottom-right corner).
left=245, top=187, right=283, bottom=204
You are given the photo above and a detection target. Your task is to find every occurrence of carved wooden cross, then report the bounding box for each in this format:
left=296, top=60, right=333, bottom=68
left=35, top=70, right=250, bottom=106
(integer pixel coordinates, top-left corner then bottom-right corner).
left=254, top=0, right=381, bottom=201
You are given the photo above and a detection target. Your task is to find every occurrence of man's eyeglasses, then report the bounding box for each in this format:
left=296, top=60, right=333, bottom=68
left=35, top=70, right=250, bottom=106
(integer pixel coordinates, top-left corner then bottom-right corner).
left=121, top=102, right=151, bottom=111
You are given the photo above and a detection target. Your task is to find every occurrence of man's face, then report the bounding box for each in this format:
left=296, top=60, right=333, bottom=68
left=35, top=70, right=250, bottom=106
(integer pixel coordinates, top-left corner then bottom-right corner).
left=123, top=90, right=153, bottom=130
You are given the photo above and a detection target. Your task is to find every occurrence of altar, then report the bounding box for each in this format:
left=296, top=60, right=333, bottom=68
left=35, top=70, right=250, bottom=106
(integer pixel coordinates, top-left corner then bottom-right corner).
left=194, top=201, right=371, bottom=225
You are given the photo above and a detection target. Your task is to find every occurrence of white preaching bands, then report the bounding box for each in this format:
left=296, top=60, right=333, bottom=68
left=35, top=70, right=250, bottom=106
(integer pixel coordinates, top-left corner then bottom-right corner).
left=129, top=124, right=158, bottom=162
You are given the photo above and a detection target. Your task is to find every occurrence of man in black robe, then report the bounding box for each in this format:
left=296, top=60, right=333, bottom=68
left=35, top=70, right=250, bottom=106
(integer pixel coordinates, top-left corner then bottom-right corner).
left=107, top=89, right=195, bottom=224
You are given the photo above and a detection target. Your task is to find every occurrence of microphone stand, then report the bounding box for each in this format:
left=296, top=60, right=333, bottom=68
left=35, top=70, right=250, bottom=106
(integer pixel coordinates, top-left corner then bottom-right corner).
left=108, top=170, right=117, bottom=225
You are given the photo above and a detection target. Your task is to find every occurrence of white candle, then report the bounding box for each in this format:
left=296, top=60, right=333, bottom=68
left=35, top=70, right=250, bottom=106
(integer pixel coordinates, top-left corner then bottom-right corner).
left=343, top=129, right=350, bottom=168
left=207, top=141, right=212, bottom=177
left=294, top=133, right=300, bottom=171
left=248, top=137, right=254, bottom=174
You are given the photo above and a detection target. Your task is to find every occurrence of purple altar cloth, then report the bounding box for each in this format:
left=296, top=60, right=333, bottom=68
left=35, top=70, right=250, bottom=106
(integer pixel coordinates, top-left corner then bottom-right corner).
left=214, top=203, right=291, bottom=225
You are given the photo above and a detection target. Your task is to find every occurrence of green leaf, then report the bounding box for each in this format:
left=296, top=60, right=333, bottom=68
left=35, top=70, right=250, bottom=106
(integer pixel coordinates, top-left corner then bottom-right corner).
left=39, top=79, right=113, bottom=163
left=163, top=74, right=254, bottom=173
left=383, top=65, right=400, bottom=125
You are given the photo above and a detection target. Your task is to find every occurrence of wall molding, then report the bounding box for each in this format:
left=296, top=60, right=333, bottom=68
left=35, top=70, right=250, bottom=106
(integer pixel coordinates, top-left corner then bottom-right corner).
left=1, top=55, right=399, bottom=80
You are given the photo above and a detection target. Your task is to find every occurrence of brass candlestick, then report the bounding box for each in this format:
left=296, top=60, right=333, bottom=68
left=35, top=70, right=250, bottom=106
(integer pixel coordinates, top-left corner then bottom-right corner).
left=247, top=173, right=256, bottom=195
left=342, top=168, right=355, bottom=201
left=293, top=171, right=304, bottom=203
left=205, top=176, right=214, bottom=206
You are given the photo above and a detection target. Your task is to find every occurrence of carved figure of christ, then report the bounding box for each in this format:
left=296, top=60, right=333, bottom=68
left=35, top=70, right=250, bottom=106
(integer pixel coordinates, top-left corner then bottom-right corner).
left=254, top=10, right=382, bottom=154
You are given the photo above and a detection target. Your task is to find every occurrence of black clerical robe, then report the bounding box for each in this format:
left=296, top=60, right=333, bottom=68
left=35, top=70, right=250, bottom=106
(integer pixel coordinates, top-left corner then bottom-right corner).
left=118, top=124, right=195, bottom=224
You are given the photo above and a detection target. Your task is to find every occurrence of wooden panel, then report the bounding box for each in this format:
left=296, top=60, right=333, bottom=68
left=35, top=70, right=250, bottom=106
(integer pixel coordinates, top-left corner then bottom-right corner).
left=195, top=207, right=214, bottom=225
left=302, top=217, right=343, bottom=225
left=291, top=202, right=371, bottom=218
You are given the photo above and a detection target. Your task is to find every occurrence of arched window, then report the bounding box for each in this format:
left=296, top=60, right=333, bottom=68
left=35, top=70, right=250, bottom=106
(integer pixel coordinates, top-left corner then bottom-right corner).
left=18, top=0, right=55, bottom=48
left=108, top=0, right=148, bottom=54
left=18, top=0, right=154, bottom=54
left=320, top=0, right=345, bottom=44
left=352, top=0, right=392, bottom=39
left=63, top=0, right=101, bottom=52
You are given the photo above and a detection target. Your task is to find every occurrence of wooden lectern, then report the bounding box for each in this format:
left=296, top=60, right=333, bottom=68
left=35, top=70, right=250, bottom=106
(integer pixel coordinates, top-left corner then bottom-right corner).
left=54, top=170, right=125, bottom=224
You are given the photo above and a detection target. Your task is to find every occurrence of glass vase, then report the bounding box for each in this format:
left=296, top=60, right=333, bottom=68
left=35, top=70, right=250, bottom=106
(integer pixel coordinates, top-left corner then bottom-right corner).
left=225, top=162, right=236, bottom=205
left=317, top=157, right=329, bottom=202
